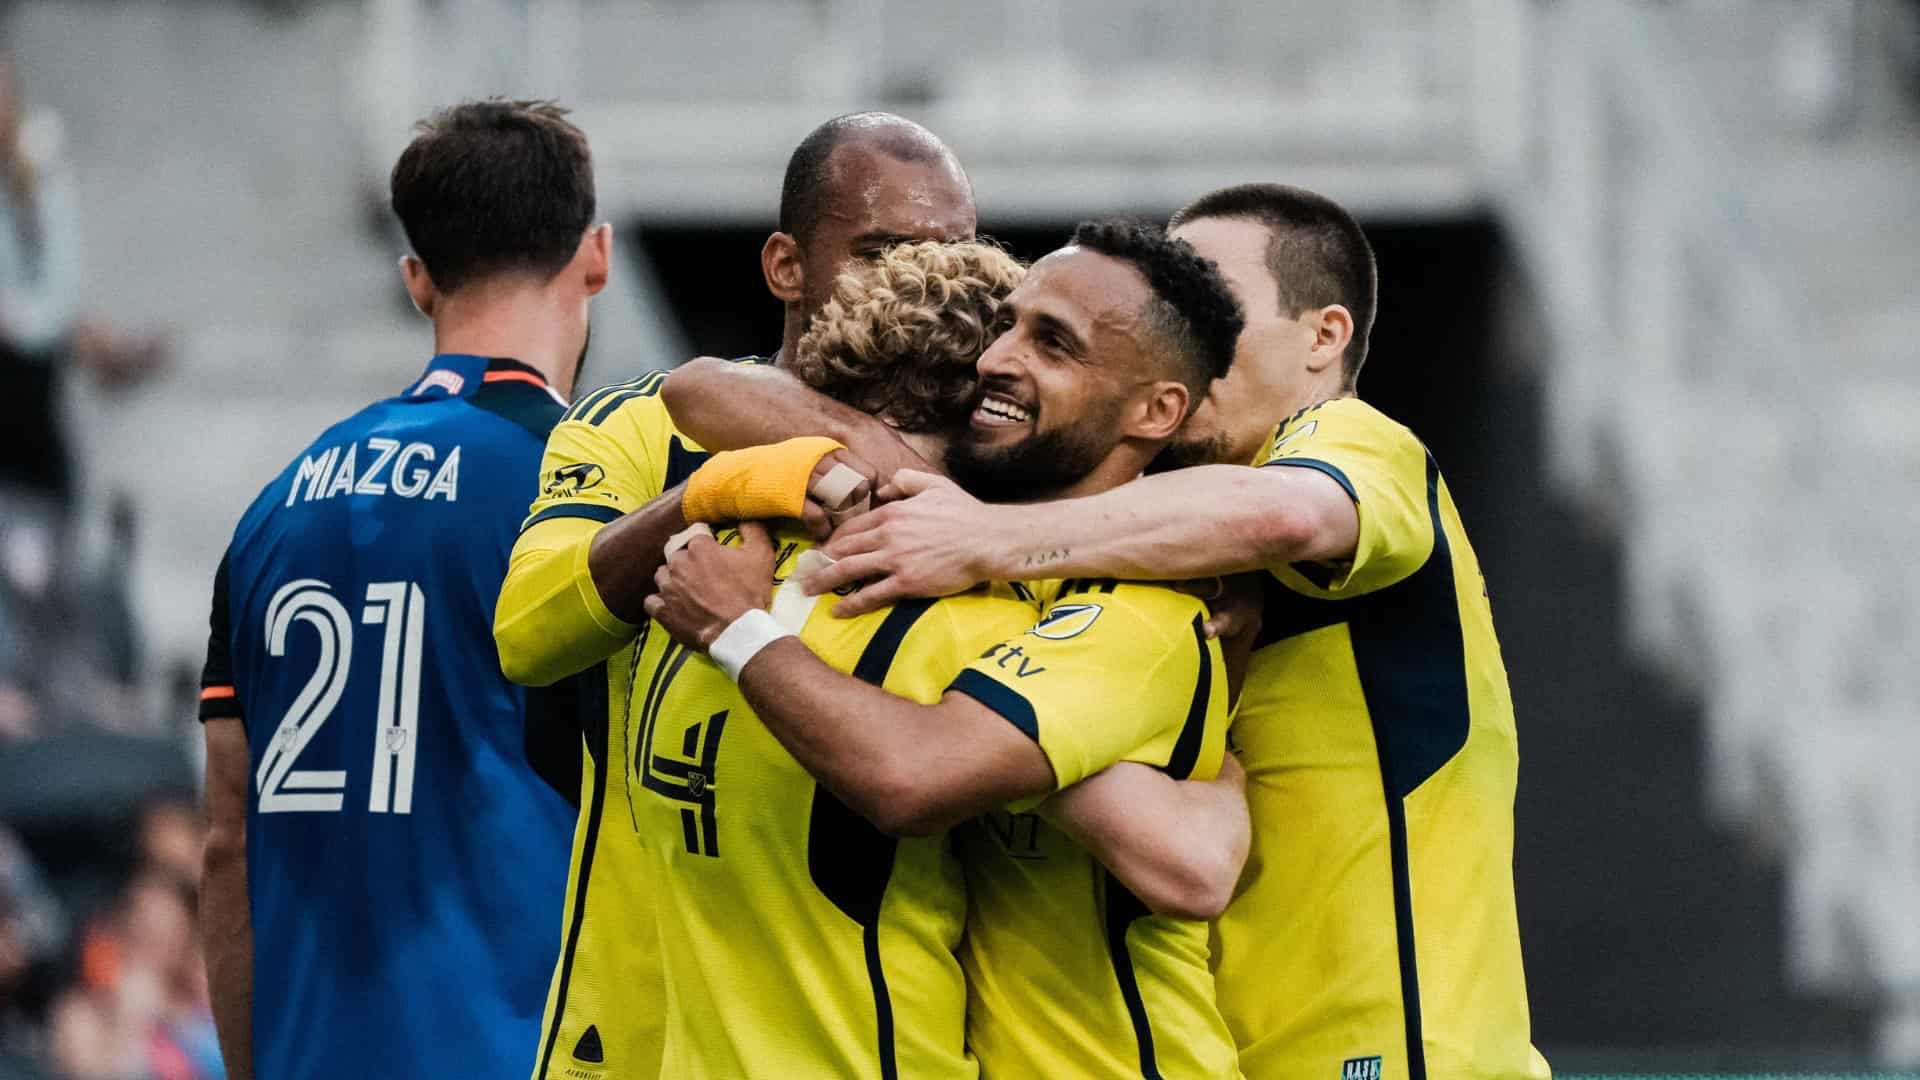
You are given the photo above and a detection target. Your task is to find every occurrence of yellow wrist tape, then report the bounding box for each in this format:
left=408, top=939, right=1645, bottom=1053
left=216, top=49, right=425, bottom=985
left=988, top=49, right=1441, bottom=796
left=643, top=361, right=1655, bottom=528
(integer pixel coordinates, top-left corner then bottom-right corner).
left=681, top=436, right=845, bottom=523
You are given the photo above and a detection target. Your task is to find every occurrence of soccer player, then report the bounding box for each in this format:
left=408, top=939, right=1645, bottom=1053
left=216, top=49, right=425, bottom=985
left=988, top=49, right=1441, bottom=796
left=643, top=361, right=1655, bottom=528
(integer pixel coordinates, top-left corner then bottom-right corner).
left=196, top=100, right=607, bottom=1080
left=492, top=112, right=983, bottom=1080
left=643, top=221, right=1252, bottom=1079
left=766, top=184, right=1551, bottom=1080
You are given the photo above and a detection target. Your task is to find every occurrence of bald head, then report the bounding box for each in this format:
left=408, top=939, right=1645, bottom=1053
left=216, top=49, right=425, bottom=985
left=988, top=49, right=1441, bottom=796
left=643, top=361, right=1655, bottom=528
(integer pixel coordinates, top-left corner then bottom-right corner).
left=779, top=112, right=971, bottom=243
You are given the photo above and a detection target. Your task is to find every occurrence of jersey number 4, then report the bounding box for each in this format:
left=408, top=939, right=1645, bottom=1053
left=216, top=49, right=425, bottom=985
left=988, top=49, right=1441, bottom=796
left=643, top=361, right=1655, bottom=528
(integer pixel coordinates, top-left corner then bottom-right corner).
left=257, top=579, right=426, bottom=815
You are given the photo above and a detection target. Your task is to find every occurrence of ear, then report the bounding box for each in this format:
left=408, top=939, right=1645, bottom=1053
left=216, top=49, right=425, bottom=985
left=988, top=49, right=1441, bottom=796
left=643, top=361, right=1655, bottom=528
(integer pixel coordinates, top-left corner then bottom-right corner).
left=399, top=255, right=436, bottom=318
left=761, top=231, right=804, bottom=304
left=1304, top=304, right=1354, bottom=375
left=1125, top=380, right=1192, bottom=443
left=579, top=223, right=613, bottom=297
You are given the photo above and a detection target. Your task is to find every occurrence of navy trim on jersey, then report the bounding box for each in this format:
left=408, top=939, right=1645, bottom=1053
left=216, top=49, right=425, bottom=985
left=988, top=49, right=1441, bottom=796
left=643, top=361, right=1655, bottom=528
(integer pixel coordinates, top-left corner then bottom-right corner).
left=947, top=670, right=1037, bottom=741
left=1161, top=615, right=1211, bottom=780
left=535, top=695, right=611, bottom=1080
left=810, top=596, right=937, bottom=1080
left=522, top=503, right=623, bottom=530
left=1102, top=871, right=1163, bottom=1079
left=663, top=437, right=711, bottom=491
left=1241, top=450, right=1474, bottom=1079
left=1261, top=455, right=1358, bottom=502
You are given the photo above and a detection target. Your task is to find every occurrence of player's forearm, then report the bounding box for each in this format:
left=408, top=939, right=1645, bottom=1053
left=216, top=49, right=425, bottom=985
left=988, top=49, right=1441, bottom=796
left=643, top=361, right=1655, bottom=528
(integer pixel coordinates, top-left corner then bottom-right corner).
left=1043, top=761, right=1250, bottom=921
left=496, top=515, right=647, bottom=687
left=662, top=357, right=919, bottom=471
left=586, top=483, right=695, bottom=623
left=737, top=641, right=1043, bottom=836
left=201, top=825, right=254, bottom=1080
left=982, top=465, right=1334, bottom=582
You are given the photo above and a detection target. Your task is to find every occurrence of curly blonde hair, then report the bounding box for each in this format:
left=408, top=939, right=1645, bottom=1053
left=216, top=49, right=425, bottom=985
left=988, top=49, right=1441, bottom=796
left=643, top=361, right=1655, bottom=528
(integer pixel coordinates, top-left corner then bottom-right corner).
left=792, top=239, right=1026, bottom=433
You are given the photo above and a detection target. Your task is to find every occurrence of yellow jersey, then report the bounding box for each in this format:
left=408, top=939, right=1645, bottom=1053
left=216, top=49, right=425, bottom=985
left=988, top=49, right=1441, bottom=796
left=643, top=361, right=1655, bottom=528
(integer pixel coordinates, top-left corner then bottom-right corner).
left=497, top=368, right=729, bottom=1080
left=632, top=536, right=1036, bottom=1079
left=950, top=579, right=1242, bottom=1080
left=1217, top=396, right=1549, bottom=1080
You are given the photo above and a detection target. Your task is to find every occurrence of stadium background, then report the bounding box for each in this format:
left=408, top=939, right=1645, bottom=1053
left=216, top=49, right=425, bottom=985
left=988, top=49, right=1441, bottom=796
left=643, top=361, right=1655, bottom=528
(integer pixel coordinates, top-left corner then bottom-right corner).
left=0, top=1, right=1916, bottom=1077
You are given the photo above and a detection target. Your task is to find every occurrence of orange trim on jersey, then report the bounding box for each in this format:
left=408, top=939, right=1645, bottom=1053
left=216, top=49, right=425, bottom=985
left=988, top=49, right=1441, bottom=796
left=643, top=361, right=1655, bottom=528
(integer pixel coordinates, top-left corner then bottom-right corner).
left=483, top=370, right=547, bottom=387
left=200, top=685, right=236, bottom=701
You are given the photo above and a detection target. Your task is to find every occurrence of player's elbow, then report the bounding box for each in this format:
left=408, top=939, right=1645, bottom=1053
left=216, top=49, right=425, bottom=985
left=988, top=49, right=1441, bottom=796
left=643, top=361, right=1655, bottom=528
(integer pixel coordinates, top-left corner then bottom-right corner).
left=494, top=623, right=562, bottom=687
left=1142, top=846, right=1243, bottom=921
left=843, top=760, right=957, bottom=838
left=202, top=816, right=246, bottom=881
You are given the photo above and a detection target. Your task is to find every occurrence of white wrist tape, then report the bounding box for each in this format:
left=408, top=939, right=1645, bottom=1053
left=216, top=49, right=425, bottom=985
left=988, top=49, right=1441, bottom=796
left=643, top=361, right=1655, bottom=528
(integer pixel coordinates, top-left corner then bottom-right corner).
left=708, top=608, right=793, bottom=681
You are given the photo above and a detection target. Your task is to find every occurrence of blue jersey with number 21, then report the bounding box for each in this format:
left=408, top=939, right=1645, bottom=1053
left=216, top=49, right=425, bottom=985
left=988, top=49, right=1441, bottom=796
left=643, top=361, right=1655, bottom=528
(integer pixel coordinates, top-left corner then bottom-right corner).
left=200, top=354, right=577, bottom=1080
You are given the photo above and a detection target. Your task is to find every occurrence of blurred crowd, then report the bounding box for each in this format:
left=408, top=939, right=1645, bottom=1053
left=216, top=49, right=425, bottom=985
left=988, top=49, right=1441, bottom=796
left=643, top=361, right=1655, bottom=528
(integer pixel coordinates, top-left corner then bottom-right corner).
left=1, top=804, right=222, bottom=1080
left=1, top=47, right=204, bottom=1080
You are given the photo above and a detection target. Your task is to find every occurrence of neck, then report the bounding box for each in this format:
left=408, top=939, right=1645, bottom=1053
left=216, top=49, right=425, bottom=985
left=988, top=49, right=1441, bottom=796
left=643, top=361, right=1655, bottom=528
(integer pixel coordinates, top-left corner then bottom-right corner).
left=898, top=430, right=948, bottom=473
left=1037, top=442, right=1159, bottom=503
left=429, top=279, right=583, bottom=400
left=776, top=307, right=807, bottom=370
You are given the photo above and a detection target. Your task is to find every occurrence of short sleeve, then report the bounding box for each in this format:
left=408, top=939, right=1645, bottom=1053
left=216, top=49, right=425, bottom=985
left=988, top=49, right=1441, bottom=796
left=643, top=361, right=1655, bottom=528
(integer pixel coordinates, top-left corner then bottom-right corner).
left=199, top=551, right=243, bottom=724
left=521, top=375, right=673, bottom=532
left=1258, top=398, right=1435, bottom=597
left=946, top=582, right=1229, bottom=793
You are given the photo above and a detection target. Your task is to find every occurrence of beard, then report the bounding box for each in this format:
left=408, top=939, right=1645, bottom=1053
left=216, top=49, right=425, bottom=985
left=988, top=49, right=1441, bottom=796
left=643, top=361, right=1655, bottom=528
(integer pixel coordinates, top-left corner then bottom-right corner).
left=1161, top=427, right=1231, bottom=469
left=944, top=419, right=1114, bottom=504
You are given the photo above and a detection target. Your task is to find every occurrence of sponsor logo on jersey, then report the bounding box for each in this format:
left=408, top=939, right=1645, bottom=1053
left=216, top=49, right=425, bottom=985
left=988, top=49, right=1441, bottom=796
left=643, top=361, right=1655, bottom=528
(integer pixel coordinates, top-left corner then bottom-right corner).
left=1341, top=1055, right=1382, bottom=1080
left=1029, top=602, right=1102, bottom=640
left=285, top=439, right=461, bottom=507
left=543, top=462, right=607, bottom=498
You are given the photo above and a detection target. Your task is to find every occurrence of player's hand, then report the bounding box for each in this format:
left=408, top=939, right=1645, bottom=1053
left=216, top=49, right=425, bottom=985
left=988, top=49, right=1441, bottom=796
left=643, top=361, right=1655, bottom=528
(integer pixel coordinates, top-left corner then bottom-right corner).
left=1193, top=574, right=1265, bottom=707
left=800, top=448, right=875, bottom=543
left=645, top=521, right=778, bottom=651
left=840, top=427, right=935, bottom=492
left=802, top=470, right=999, bottom=617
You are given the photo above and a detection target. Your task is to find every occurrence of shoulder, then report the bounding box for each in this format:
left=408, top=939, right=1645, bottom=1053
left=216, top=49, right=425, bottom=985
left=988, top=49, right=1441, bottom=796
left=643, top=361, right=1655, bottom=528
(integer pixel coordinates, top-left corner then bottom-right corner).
left=463, top=381, right=567, bottom=444
left=558, top=371, right=670, bottom=429
left=1044, top=579, right=1205, bottom=650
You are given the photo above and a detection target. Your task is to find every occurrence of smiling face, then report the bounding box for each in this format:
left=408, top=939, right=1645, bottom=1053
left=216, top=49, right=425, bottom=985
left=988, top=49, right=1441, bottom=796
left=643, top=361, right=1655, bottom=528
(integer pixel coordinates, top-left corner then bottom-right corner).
left=945, top=247, right=1172, bottom=502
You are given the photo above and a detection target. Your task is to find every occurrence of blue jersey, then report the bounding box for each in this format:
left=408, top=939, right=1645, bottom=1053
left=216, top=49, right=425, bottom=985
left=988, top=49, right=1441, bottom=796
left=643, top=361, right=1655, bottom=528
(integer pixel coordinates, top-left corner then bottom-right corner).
left=200, top=354, right=577, bottom=1080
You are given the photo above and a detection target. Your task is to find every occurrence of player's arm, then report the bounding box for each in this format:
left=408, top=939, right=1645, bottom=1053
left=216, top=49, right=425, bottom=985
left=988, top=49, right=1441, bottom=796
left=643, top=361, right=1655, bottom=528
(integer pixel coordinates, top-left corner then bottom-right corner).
left=809, top=465, right=1357, bottom=616
left=644, top=524, right=1053, bottom=837
left=1043, top=755, right=1250, bottom=920
left=497, top=430, right=870, bottom=686
left=662, top=356, right=932, bottom=484
left=201, top=717, right=253, bottom=1080
left=197, top=554, right=252, bottom=1080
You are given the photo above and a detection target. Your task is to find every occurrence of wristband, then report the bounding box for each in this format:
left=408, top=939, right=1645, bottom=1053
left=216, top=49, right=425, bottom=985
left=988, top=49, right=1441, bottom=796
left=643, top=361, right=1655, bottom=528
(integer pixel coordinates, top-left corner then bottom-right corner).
left=708, top=608, right=794, bottom=681
left=682, top=436, right=845, bottom=524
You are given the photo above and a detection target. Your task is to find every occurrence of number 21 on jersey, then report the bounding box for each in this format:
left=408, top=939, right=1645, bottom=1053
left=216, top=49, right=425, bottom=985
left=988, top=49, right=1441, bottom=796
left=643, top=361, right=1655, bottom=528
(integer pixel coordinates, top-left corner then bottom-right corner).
left=256, top=578, right=426, bottom=815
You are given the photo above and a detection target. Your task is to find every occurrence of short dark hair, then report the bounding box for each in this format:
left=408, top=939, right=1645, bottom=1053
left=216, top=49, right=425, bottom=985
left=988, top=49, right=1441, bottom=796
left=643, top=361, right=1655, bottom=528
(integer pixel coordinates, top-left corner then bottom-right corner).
left=778, top=112, right=964, bottom=243
left=1068, top=219, right=1244, bottom=397
left=1171, top=183, right=1377, bottom=384
left=390, top=99, right=595, bottom=294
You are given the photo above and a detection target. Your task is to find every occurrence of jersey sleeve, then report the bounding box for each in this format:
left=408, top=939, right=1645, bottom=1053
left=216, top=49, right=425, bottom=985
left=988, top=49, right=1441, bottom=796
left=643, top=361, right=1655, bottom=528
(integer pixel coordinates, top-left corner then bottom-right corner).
left=1259, top=398, right=1435, bottom=598
left=946, top=582, right=1230, bottom=794
left=495, top=384, right=675, bottom=687
left=522, top=373, right=670, bottom=530
left=199, top=550, right=243, bottom=724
